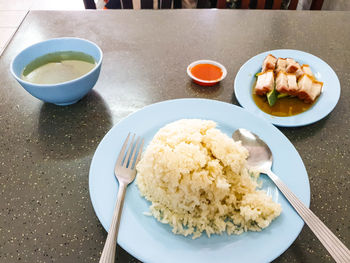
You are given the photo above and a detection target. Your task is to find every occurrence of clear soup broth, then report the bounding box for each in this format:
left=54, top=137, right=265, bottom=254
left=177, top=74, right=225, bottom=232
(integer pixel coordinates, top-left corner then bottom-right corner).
left=252, top=93, right=314, bottom=117
left=21, top=51, right=96, bottom=84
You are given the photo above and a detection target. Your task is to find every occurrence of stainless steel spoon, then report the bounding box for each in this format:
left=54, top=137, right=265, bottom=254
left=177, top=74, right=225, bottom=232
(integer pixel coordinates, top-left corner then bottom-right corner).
left=233, top=128, right=350, bottom=263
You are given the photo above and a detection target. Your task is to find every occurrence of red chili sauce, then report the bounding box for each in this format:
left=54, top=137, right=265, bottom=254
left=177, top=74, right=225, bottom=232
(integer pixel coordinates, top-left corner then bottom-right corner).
left=190, top=64, right=223, bottom=81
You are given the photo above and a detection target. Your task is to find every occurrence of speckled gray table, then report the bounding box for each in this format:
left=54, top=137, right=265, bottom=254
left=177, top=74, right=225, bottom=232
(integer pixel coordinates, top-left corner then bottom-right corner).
left=0, top=9, right=349, bottom=263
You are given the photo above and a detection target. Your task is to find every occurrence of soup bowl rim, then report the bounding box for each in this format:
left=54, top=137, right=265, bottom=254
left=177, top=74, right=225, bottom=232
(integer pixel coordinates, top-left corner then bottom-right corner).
left=10, top=37, right=103, bottom=88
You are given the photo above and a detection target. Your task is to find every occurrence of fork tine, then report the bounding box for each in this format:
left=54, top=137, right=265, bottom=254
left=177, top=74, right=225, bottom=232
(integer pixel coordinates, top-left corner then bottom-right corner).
left=123, top=134, right=136, bottom=167
left=116, top=133, right=130, bottom=166
left=128, top=137, right=140, bottom=169
left=134, top=138, right=144, bottom=168
left=130, top=137, right=143, bottom=169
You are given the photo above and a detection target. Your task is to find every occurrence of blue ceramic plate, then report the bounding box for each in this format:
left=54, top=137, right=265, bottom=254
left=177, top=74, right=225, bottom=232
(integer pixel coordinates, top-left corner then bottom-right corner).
left=89, top=99, right=310, bottom=263
left=234, top=49, right=340, bottom=127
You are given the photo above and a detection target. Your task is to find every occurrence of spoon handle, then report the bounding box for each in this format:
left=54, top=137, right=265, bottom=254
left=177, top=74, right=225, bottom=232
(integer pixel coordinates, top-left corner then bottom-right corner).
left=266, top=170, right=350, bottom=263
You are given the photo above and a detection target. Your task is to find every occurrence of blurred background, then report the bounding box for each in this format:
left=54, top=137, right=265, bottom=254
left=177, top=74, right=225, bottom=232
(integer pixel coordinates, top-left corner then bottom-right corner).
left=1, top=0, right=350, bottom=55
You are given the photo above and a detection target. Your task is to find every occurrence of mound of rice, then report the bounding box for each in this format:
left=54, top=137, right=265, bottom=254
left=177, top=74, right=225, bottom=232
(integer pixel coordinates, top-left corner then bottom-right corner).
left=136, top=119, right=281, bottom=239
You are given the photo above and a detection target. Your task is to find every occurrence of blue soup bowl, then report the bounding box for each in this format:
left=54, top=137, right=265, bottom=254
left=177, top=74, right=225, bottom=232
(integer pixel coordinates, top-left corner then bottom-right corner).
left=11, top=37, right=103, bottom=106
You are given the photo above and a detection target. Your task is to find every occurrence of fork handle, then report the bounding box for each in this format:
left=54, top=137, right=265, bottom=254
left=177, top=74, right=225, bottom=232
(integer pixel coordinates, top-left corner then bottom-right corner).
left=266, top=170, right=350, bottom=263
left=99, top=182, right=127, bottom=263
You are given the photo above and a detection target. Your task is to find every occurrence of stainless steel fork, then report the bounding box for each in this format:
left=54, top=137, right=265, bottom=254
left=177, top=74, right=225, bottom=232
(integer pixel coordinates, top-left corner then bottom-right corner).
left=99, top=133, right=144, bottom=263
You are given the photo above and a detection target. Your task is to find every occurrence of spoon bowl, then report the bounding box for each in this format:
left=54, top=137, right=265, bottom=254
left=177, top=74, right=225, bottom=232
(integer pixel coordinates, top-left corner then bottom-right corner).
left=232, top=128, right=273, bottom=172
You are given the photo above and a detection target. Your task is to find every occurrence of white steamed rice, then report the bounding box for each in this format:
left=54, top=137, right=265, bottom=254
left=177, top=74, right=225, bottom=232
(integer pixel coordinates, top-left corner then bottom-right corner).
left=136, top=119, right=281, bottom=239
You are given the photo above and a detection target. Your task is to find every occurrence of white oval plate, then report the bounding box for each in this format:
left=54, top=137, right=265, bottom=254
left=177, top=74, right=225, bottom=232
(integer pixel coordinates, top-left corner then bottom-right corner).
left=234, top=49, right=341, bottom=127
left=89, top=98, right=310, bottom=263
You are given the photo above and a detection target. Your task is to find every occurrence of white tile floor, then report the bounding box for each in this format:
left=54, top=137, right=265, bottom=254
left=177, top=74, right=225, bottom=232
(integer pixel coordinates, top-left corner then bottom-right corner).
left=0, top=10, right=27, bottom=54
left=0, top=0, right=84, bottom=55
left=0, top=0, right=84, bottom=11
